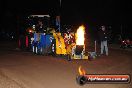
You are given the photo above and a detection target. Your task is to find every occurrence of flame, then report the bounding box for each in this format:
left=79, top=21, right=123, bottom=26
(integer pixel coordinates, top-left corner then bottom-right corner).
left=78, top=66, right=86, bottom=75
left=29, top=30, right=32, bottom=33
left=76, top=25, right=85, bottom=45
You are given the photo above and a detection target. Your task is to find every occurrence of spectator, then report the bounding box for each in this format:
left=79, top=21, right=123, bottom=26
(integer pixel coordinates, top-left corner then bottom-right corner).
left=36, top=20, right=46, bottom=33
left=98, top=25, right=108, bottom=56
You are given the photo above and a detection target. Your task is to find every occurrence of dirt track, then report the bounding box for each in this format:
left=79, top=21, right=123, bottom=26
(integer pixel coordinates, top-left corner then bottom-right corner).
left=0, top=41, right=132, bottom=88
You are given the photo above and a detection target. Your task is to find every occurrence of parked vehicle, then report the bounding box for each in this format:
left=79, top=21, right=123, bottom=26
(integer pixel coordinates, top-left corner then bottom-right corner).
left=120, top=39, right=132, bottom=49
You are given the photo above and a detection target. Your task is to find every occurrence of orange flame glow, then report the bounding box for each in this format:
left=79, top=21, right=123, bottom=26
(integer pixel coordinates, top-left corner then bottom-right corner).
left=29, top=30, right=32, bottom=33
left=76, top=25, right=85, bottom=45
left=78, top=66, right=86, bottom=75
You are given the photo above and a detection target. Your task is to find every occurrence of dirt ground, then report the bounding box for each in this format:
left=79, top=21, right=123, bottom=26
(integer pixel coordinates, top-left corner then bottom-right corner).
left=0, top=41, right=132, bottom=88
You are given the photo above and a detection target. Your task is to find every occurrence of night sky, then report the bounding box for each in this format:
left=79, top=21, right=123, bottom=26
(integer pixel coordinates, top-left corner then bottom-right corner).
left=0, top=0, right=131, bottom=36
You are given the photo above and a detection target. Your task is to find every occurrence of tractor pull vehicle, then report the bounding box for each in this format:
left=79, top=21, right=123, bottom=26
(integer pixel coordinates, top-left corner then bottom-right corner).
left=19, top=15, right=97, bottom=60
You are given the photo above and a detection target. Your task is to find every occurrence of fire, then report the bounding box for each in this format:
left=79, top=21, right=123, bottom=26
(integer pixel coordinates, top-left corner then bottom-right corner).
left=29, top=30, right=32, bottom=33
left=76, top=25, right=85, bottom=45
left=78, top=66, right=86, bottom=75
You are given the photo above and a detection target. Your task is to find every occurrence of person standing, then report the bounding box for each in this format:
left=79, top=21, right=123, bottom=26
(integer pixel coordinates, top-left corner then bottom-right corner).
left=98, top=25, right=108, bottom=56
left=36, top=20, right=46, bottom=33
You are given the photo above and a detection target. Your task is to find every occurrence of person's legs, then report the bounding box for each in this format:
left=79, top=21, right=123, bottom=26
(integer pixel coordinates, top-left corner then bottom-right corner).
left=104, top=40, right=108, bottom=56
left=101, top=41, right=104, bottom=54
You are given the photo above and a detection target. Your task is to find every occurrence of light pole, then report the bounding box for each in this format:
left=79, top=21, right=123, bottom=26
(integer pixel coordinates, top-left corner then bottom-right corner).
left=59, top=0, right=61, bottom=32
left=60, top=0, right=61, bottom=7
left=55, top=0, right=61, bottom=32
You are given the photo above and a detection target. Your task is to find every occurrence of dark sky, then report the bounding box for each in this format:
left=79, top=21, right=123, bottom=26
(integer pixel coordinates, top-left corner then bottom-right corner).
left=1, top=0, right=59, bottom=15
left=62, top=1, right=130, bottom=25
left=0, top=0, right=131, bottom=34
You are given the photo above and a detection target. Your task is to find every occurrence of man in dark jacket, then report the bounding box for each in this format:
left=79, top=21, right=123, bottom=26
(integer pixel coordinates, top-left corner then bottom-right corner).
left=98, top=25, right=108, bottom=56
left=36, top=20, right=47, bottom=33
